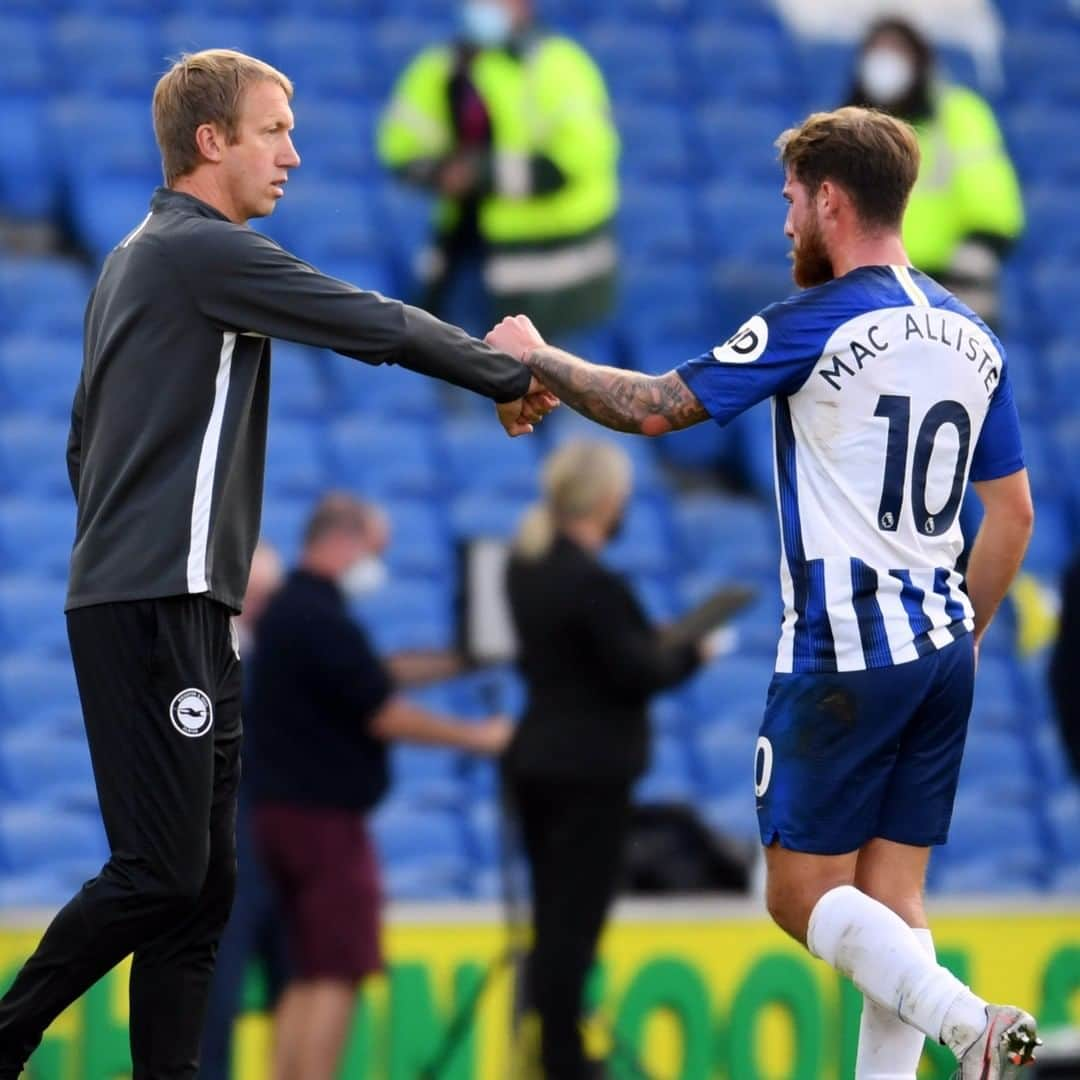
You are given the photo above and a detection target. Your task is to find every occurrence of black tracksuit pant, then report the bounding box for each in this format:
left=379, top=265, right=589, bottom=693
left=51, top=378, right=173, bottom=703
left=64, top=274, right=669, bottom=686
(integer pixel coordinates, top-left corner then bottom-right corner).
left=512, top=776, right=632, bottom=1080
left=0, top=596, right=241, bottom=1079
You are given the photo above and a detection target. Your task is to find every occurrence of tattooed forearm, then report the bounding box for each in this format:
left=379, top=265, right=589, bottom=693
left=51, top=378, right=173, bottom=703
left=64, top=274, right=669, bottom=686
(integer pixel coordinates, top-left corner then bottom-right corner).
left=525, top=346, right=708, bottom=435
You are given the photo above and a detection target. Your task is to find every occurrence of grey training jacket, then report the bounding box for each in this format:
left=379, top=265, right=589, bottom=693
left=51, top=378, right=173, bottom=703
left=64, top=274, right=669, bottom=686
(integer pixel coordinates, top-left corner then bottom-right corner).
left=66, top=187, right=531, bottom=614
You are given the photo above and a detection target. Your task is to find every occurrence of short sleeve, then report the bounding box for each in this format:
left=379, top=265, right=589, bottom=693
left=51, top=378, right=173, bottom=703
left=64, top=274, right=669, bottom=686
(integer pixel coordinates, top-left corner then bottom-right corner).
left=675, top=298, right=823, bottom=427
left=969, top=360, right=1025, bottom=482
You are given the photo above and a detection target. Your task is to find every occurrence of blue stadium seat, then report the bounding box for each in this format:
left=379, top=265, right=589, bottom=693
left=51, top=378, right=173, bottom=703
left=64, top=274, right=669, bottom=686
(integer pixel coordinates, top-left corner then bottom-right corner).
left=0, top=655, right=80, bottom=730
left=382, top=498, right=454, bottom=580
left=52, top=98, right=159, bottom=183
left=0, top=730, right=97, bottom=810
left=0, top=258, right=90, bottom=336
left=615, top=106, right=693, bottom=182
left=268, top=342, right=333, bottom=420
left=957, top=731, right=1036, bottom=805
left=580, top=23, right=685, bottom=103
left=701, top=791, right=761, bottom=843
left=0, top=577, right=69, bottom=657
left=0, top=336, right=83, bottom=419
left=443, top=417, right=540, bottom=497
left=635, top=734, right=695, bottom=803
left=325, top=352, right=441, bottom=420
left=290, top=99, right=381, bottom=181
left=51, top=17, right=164, bottom=97
left=1021, top=495, right=1071, bottom=579
left=0, top=498, right=76, bottom=578
left=0, top=18, right=49, bottom=95
left=0, top=871, right=77, bottom=910
left=328, top=417, right=438, bottom=497
left=697, top=184, right=790, bottom=265
left=687, top=655, right=774, bottom=725
left=263, top=179, right=380, bottom=267
left=372, top=18, right=455, bottom=94
left=258, top=497, right=307, bottom=568
left=931, top=857, right=1043, bottom=896
left=1046, top=787, right=1080, bottom=862
left=375, top=183, right=435, bottom=296
left=462, top=798, right=503, bottom=869
left=0, top=418, right=74, bottom=499
left=695, top=104, right=794, bottom=184
left=369, top=803, right=468, bottom=899
left=968, top=656, right=1024, bottom=731
left=70, top=177, right=155, bottom=262
left=349, top=577, right=454, bottom=654
left=945, top=803, right=1044, bottom=864
left=1003, top=30, right=1080, bottom=104
left=390, top=743, right=465, bottom=808
left=619, top=184, right=699, bottom=263
left=686, top=25, right=800, bottom=105
left=603, top=499, right=674, bottom=575
left=651, top=693, right=688, bottom=736
left=632, top=572, right=681, bottom=623
left=0, top=97, right=55, bottom=220
left=263, top=420, right=330, bottom=500
left=692, top=726, right=754, bottom=797
left=449, top=492, right=532, bottom=541
left=263, top=18, right=380, bottom=101
left=0, top=805, right=107, bottom=883
left=675, top=493, right=779, bottom=580
left=1005, top=106, right=1080, bottom=185
left=160, top=15, right=266, bottom=59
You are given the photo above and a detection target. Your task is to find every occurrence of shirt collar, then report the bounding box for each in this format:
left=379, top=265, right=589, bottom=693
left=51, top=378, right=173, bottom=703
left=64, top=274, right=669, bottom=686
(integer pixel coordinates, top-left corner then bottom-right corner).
left=150, top=187, right=234, bottom=223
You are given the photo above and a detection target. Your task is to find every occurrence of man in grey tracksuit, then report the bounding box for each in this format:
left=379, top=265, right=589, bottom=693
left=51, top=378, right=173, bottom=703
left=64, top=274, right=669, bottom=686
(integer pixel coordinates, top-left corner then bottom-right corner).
left=0, top=48, right=551, bottom=1079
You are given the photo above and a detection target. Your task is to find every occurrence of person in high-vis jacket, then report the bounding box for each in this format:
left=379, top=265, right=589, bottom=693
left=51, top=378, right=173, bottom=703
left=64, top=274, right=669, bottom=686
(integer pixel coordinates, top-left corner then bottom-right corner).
left=846, top=17, right=1024, bottom=327
left=377, top=0, right=619, bottom=339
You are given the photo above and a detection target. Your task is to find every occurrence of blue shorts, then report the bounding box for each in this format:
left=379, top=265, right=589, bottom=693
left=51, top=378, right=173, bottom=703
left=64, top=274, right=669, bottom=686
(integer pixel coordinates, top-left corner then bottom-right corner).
left=755, top=635, right=974, bottom=855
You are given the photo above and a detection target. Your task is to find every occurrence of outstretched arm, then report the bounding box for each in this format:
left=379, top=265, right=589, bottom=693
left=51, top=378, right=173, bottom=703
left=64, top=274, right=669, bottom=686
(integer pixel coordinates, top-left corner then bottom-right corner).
left=486, top=315, right=708, bottom=436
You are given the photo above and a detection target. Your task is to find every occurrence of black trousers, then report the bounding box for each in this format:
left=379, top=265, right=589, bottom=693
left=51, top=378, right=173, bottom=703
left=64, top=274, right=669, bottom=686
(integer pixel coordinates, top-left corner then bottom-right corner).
left=512, top=776, right=631, bottom=1080
left=0, top=596, right=241, bottom=1079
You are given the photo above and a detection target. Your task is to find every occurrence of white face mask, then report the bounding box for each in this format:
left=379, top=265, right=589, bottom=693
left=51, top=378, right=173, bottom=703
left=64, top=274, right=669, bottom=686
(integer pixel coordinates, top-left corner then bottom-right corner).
left=461, top=1, right=513, bottom=47
left=339, top=555, right=388, bottom=599
left=859, top=47, right=916, bottom=104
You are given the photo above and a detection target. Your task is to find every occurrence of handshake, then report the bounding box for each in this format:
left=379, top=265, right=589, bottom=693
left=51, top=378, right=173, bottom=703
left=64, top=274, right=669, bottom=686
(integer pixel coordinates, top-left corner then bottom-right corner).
left=486, top=314, right=560, bottom=437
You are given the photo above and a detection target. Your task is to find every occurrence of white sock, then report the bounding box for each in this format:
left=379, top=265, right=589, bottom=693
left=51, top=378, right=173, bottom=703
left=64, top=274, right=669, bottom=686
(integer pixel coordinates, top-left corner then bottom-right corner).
left=855, top=927, right=935, bottom=1079
left=807, top=886, right=987, bottom=1046
left=939, top=990, right=991, bottom=1059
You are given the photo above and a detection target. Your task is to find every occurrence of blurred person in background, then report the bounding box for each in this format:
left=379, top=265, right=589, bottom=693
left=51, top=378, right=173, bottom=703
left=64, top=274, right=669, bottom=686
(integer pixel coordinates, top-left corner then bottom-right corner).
left=248, top=493, right=510, bottom=1080
left=377, top=0, right=619, bottom=339
left=504, top=441, right=706, bottom=1080
left=1050, top=551, right=1080, bottom=781
left=200, top=542, right=287, bottom=1080
left=845, top=17, right=1024, bottom=327
left=0, top=47, right=555, bottom=1080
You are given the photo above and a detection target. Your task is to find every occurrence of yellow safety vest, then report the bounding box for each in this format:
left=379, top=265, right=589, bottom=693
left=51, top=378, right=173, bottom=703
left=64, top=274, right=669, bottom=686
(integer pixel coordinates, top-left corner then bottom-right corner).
left=377, top=36, right=619, bottom=253
left=904, top=85, right=1024, bottom=272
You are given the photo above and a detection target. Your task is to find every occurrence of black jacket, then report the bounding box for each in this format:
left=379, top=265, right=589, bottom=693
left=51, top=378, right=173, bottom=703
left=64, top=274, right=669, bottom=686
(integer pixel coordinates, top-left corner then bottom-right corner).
left=505, top=534, right=700, bottom=783
left=66, top=188, right=530, bottom=614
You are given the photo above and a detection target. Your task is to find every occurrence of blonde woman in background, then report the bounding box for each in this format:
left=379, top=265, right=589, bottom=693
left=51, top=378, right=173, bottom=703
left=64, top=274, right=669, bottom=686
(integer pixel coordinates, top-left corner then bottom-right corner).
left=503, top=440, right=707, bottom=1080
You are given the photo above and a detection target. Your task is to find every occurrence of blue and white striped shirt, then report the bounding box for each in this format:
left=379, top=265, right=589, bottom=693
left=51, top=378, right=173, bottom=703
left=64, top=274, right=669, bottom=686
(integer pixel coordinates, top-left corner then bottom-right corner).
left=678, top=265, right=1024, bottom=674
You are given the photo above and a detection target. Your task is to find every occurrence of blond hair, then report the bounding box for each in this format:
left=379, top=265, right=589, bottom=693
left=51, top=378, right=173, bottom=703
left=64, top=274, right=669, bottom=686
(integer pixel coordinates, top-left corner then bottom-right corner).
left=152, top=49, right=294, bottom=185
left=776, top=106, right=921, bottom=228
left=515, top=440, right=631, bottom=560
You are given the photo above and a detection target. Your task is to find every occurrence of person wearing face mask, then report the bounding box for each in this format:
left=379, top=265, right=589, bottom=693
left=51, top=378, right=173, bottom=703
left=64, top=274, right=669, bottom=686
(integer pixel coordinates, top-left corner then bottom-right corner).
left=377, top=0, right=619, bottom=339
left=846, top=17, right=1023, bottom=327
left=503, top=441, right=706, bottom=1080
left=245, top=493, right=510, bottom=1080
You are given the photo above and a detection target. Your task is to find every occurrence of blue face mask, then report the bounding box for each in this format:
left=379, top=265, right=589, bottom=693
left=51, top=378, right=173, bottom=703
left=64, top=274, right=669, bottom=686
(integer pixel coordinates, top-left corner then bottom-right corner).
left=461, top=1, right=513, bottom=47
